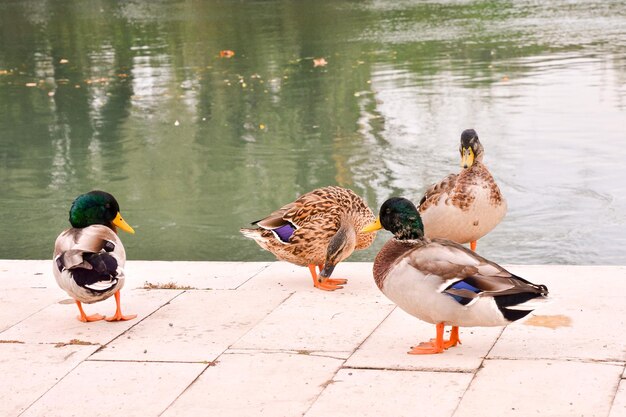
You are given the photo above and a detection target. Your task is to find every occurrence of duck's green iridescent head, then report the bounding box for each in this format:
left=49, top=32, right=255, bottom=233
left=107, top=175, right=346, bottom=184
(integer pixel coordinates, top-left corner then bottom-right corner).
left=69, top=190, right=134, bottom=234
left=361, top=197, right=424, bottom=240
left=459, top=128, right=484, bottom=169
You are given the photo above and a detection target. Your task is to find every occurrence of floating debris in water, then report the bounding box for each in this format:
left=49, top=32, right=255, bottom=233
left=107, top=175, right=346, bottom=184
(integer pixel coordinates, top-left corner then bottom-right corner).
left=313, top=57, right=328, bottom=67
left=219, top=50, right=235, bottom=58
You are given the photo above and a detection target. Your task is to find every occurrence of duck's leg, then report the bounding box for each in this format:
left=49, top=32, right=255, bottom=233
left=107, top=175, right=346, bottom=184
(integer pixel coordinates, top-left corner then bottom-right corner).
left=443, top=326, right=461, bottom=349
left=425, top=325, right=462, bottom=349
left=308, top=264, right=344, bottom=291
left=470, top=241, right=477, bottom=251
left=75, top=300, right=105, bottom=323
left=105, top=291, right=137, bottom=322
left=317, top=265, right=347, bottom=285
left=408, top=322, right=445, bottom=354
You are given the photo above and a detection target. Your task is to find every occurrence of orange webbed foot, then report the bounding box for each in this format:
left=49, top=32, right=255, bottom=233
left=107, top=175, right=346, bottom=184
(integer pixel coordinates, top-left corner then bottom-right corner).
left=105, top=312, right=137, bottom=322
left=104, top=291, right=137, bottom=322
left=309, top=264, right=345, bottom=291
left=313, top=279, right=344, bottom=291
left=77, top=313, right=106, bottom=323
left=408, top=340, right=444, bottom=355
left=325, top=278, right=348, bottom=285
left=427, top=326, right=461, bottom=349
left=407, top=323, right=454, bottom=355
left=75, top=301, right=105, bottom=323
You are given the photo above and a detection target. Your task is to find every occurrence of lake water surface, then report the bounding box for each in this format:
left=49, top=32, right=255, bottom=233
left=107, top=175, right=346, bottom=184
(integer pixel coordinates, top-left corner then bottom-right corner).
left=1, top=0, right=625, bottom=264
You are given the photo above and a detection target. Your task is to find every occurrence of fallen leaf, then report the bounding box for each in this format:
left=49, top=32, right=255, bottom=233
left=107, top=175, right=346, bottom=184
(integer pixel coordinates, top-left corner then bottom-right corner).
left=219, top=50, right=235, bottom=58
left=313, top=57, right=328, bottom=67
left=59, top=58, right=69, bottom=64
left=524, top=314, right=572, bottom=329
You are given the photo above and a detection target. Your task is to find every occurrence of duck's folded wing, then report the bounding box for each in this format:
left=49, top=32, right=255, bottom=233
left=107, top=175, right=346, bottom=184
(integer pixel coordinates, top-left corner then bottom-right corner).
left=253, top=203, right=295, bottom=229
left=408, top=240, right=547, bottom=299
left=418, top=173, right=458, bottom=209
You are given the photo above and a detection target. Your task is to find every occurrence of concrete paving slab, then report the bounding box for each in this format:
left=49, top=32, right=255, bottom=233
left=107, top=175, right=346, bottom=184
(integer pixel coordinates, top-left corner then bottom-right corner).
left=240, top=261, right=383, bottom=297
left=162, top=351, right=343, bottom=417
left=233, top=290, right=395, bottom=357
left=490, top=295, right=626, bottom=362
left=454, top=359, right=623, bottom=417
left=126, top=261, right=270, bottom=290
left=609, top=378, right=626, bottom=417
left=303, top=368, right=473, bottom=417
left=0, top=289, right=182, bottom=345
left=92, top=290, right=290, bottom=362
left=2, top=261, right=626, bottom=417
left=0, top=288, right=63, bottom=332
left=0, top=342, right=99, bottom=417
left=0, top=260, right=52, bottom=289
left=21, top=360, right=206, bottom=417
left=345, top=308, right=503, bottom=372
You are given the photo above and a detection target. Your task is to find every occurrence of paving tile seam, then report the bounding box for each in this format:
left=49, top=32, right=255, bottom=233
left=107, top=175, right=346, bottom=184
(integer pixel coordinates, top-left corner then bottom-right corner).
left=224, top=289, right=296, bottom=345
left=0, top=297, right=65, bottom=336
left=83, top=353, right=221, bottom=366
left=154, top=361, right=213, bottom=417
left=15, top=346, right=102, bottom=417
left=450, top=326, right=506, bottom=417
left=301, top=361, right=350, bottom=417
left=224, top=348, right=351, bottom=361
left=341, top=365, right=475, bottom=374
left=157, top=291, right=298, bottom=417
left=607, top=367, right=626, bottom=417
left=341, top=304, right=398, bottom=357
left=486, top=356, right=626, bottom=366
left=233, top=263, right=273, bottom=290
left=87, top=290, right=187, bottom=357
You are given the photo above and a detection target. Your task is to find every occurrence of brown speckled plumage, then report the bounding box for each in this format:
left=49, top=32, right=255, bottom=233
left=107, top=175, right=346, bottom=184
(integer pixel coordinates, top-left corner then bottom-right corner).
left=417, top=130, right=507, bottom=244
left=241, top=186, right=376, bottom=267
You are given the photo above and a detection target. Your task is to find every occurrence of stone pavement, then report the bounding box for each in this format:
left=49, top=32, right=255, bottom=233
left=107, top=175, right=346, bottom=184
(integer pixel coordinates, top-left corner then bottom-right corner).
left=1, top=260, right=625, bottom=417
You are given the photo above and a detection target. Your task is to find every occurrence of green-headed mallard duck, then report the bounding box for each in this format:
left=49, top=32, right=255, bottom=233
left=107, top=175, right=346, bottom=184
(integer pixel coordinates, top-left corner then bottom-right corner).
left=418, top=129, right=506, bottom=251
left=240, top=186, right=377, bottom=291
left=53, top=190, right=137, bottom=322
left=362, top=197, right=547, bottom=354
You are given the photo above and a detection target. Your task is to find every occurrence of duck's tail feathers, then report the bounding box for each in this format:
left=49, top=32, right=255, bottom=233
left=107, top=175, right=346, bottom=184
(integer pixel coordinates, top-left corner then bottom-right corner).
left=71, top=252, right=120, bottom=293
left=494, top=285, right=549, bottom=323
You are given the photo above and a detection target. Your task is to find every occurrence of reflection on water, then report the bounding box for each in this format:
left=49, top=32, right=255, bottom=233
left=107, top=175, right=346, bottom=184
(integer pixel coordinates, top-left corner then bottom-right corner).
left=0, top=0, right=625, bottom=264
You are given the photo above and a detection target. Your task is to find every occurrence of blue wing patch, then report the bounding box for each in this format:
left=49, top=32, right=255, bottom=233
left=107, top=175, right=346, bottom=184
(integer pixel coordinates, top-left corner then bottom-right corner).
left=272, top=223, right=296, bottom=243
left=445, top=280, right=482, bottom=305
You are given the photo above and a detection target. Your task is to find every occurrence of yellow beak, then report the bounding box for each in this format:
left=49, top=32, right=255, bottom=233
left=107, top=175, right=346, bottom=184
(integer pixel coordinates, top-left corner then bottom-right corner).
left=361, top=216, right=382, bottom=233
left=461, top=147, right=475, bottom=169
left=112, top=212, right=135, bottom=234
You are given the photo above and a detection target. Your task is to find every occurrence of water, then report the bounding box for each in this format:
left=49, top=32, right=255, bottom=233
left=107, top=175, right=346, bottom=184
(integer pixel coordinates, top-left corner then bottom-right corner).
left=1, top=0, right=625, bottom=264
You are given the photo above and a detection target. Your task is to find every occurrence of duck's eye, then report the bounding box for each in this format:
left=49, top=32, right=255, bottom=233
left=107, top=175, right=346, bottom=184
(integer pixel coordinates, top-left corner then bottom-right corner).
left=105, top=203, right=111, bottom=209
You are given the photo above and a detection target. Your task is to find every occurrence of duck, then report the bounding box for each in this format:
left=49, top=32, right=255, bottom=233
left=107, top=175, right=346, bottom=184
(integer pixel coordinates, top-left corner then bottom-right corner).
left=240, top=186, right=377, bottom=291
left=418, top=129, right=506, bottom=251
left=362, top=197, right=548, bottom=354
left=53, top=190, right=137, bottom=322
